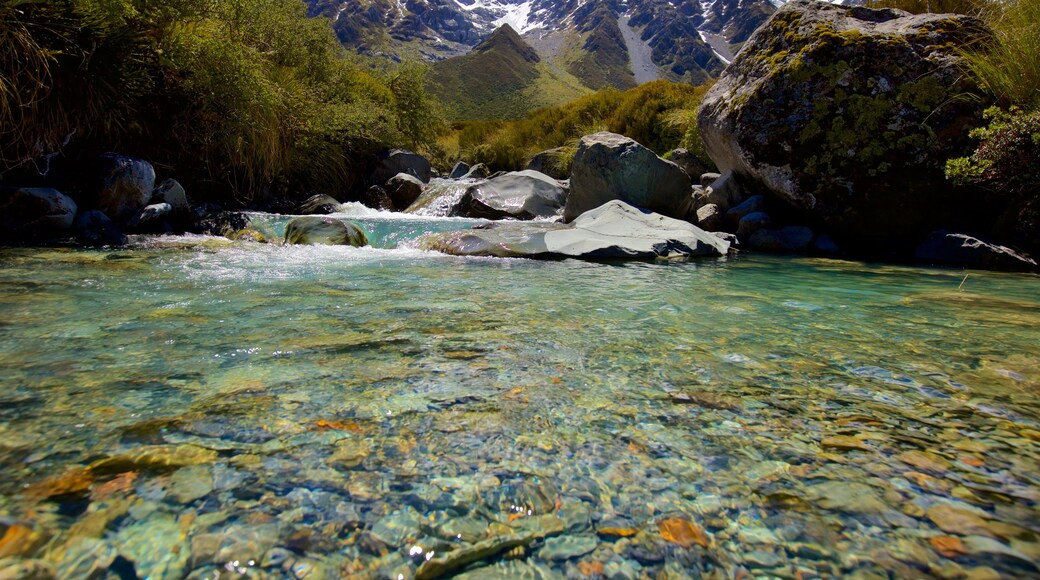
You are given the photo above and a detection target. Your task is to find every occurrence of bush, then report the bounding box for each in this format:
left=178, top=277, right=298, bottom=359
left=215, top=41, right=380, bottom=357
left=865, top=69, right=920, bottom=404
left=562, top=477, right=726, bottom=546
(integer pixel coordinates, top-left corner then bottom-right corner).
left=0, top=0, right=443, bottom=203
left=945, top=106, right=1040, bottom=193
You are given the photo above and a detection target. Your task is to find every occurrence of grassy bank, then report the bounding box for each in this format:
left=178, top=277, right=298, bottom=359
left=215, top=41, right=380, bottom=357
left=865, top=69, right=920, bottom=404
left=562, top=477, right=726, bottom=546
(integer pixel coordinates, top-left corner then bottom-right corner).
left=0, top=0, right=442, bottom=206
left=432, top=80, right=713, bottom=172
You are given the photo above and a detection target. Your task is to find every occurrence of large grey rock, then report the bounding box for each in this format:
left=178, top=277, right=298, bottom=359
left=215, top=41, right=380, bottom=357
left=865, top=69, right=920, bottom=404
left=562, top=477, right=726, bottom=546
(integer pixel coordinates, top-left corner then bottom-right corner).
left=419, top=200, right=729, bottom=259
left=452, top=170, right=567, bottom=220
left=565, top=132, right=693, bottom=222
left=153, top=179, right=189, bottom=213
left=697, top=0, right=990, bottom=251
left=704, top=170, right=745, bottom=211
left=297, top=194, right=342, bottom=215
left=96, top=154, right=155, bottom=221
left=74, top=210, right=126, bottom=246
left=449, top=161, right=471, bottom=179
left=386, top=173, right=425, bottom=210
left=667, top=149, right=712, bottom=184
left=914, top=230, right=1037, bottom=272
left=371, top=149, right=432, bottom=185
left=748, top=226, right=815, bottom=252
left=0, top=187, right=77, bottom=241
left=284, top=216, right=368, bottom=247
left=525, top=147, right=572, bottom=180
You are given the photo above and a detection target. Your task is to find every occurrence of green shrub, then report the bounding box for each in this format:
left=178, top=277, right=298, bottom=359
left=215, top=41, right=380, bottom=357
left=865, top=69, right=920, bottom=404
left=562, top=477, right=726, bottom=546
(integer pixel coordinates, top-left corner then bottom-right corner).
left=945, top=106, right=1040, bottom=193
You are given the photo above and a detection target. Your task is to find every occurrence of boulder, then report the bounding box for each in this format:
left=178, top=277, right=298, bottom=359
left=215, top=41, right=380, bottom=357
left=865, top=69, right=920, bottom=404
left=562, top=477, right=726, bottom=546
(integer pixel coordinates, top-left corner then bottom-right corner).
left=127, top=203, right=173, bottom=234
left=371, top=149, right=432, bottom=185
left=737, top=211, right=773, bottom=240
left=74, top=210, right=126, bottom=246
left=696, top=204, right=723, bottom=231
left=452, top=170, right=568, bottom=220
left=565, top=132, right=693, bottom=222
left=419, top=200, right=729, bottom=259
left=748, top=226, right=815, bottom=252
left=667, top=149, right=711, bottom=183
left=192, top=209, right=251, bottom=237
left=449, top=161, right=471, bottom=179
left=697, top=0, right=990, bottom=252
left=359, top=186, right=394, bottom=212
left=297, top=194, right=342, bottom=215
left=153, top=179, right=189, bottom=213
left=284, top=216, right=368, bottom=247
left=462, top=164, right=490, bottom=180
left=0, top=187, right=77, bottom=241
left=704, top=171, right=745, bottom=211
left=525, top=147, right=572, bottom=180
left=914, top=230, right=1037, bottom=271
left=95, top=154, right=156, bottom=222
left=386, top=173, right=425, bottom=210
left=726, top=195, right=767, bottom=228
left=700, top=173, right=721, bottom=188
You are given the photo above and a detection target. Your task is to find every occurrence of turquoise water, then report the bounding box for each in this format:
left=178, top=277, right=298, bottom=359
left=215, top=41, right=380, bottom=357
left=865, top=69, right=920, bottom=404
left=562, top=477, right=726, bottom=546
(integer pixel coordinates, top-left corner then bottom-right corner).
left=0, top=210, right=1038, bottom=578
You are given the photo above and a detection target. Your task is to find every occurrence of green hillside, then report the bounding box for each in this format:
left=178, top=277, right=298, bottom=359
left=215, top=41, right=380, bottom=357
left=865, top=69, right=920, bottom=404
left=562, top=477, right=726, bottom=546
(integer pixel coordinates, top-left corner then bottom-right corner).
left=429, top=25, right=591, bottom=121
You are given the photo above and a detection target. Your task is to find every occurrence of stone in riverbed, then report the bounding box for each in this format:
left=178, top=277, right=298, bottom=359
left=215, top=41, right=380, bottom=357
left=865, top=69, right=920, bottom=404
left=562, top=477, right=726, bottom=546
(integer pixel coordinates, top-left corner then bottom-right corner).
left=371, top=149, right=432, bottom=185
left=359, top=185, right=394, bottom=211
left=525, top=147, right=571, bottom=180
left=126, top=202, right=173, bottom=234
left=449, top=161, right=471, bottom=179
left=667, top=148, right=712, bottom=184
left=565, top=132, right=693, bottom=222
left=462, top=163, right=491, bottom=180
left=418, top=200, right=729, bottom=259
left=0, top=187, right=77, bottom=241
left=386, top=173, right=425, bottom=210
left=153, top=179, right=189, bottom=213
left=736, top=211, right=773, bottom=240
left=284, top=216, right=367, bottom=246
left=748, top=226, right=815, bottom=252
left=297, top=194, right=341, bottom=215
left=95, top=153, right=155, bottom=222
left=537, top=535, right=599, bottom=560
left=452, top=170, right=568, bottom=220
left=697, top=0, right=991, bottom=253
left=696, top=204, right=723, bottom=231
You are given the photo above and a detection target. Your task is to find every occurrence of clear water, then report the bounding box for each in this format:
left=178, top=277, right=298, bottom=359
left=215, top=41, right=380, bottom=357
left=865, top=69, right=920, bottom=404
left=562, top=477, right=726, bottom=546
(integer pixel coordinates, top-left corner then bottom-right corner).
left=0, top=211, right=1038, bottom=579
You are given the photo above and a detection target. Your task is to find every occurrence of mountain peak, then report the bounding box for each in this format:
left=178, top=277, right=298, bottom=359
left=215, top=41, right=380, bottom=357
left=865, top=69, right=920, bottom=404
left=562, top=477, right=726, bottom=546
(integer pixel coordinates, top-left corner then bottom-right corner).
left=475, top=25, right=540, bottom=63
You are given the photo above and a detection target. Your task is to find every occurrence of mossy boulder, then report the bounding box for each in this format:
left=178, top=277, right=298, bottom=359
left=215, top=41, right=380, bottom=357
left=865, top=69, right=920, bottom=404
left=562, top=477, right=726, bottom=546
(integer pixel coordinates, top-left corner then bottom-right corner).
left=284, top=216, right=368, bottom=247
left=697, top=0, right=990, bottom=252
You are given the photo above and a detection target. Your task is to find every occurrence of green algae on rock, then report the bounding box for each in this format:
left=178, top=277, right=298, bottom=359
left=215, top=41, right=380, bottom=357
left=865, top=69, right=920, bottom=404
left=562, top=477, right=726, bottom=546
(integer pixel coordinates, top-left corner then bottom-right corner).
left=697, top=0, right=991, bottom=253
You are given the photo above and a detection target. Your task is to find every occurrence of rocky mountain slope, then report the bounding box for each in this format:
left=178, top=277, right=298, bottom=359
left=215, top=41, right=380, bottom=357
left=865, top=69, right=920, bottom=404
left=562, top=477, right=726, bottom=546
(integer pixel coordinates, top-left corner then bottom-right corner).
left=305, top=0, right=781, bottom=91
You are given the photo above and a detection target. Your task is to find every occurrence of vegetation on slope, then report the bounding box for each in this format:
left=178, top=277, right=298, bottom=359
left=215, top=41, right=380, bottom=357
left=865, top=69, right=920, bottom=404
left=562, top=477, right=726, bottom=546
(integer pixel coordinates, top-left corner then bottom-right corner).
left=428, top=25, right=590, bottom=121
left=0, top=0, right=442, bottom=205
left=433, top=80, right=713, bottom=172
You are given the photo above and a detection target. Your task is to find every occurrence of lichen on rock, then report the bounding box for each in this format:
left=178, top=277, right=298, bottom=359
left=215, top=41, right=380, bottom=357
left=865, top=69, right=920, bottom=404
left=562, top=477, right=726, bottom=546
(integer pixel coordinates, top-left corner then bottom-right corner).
left=697, top=0, right=991, bottom=252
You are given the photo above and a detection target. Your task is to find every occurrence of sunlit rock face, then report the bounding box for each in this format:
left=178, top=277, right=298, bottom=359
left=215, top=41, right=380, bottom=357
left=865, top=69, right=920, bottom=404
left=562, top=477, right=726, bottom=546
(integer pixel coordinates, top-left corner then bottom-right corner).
left=697, top=0, right=990, bottom=253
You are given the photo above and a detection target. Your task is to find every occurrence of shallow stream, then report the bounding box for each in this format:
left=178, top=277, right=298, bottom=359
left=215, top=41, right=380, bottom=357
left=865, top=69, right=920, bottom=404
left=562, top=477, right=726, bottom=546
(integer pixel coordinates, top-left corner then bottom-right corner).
left=0, top=208, right=1038, bottom=578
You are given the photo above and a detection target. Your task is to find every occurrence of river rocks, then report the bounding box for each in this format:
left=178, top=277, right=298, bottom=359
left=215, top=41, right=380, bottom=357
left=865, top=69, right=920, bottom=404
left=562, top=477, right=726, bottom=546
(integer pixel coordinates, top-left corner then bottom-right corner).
left=371, top=149, right=432, bottom=185
left=95, top=154, right=156, bottom=222
left=697, top=0, right=990, bottom=252
left=565, top=132, right=693, bottom=222
left=914, top=231, right=1038, bottom=271
left=386, top=173, right=425, bottom=210
left=526, top=147, right=572, bottom=180
left=153, top=179, right=189, bottom=213
left=420, top=200, right=729, bottom=259
left=748, top=226, right=815, bottom=252
left=449, top=161, right=471, bottom=179
left=297, top=194, right=341, bottom=215
left=726, top=195, right=767, bottom=228
left=452, top=170, right=568, bottom=220
left=462, top=163, right=490, bottom=180
left=127, top=203, right=173, bottom=234
left=359, top=186, right=394, bottom=212
left=695, top=204, right=723, bottom=231
left=704, top=171, right=745, bottom=211
left=0, top=187, right=77, bottom=241
left=667, top=149, right=712, bottom=184
left=284, top=216, right=368, bottom=246
left=736, top=211, right=774, bottom=240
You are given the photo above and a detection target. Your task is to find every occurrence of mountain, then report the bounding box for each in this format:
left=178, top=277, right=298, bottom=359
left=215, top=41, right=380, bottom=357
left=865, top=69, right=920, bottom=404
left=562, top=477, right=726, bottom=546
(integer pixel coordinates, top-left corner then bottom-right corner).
left=427, top=25, right=591, bottom=119
left=305, top=0, right=782, bottom=88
